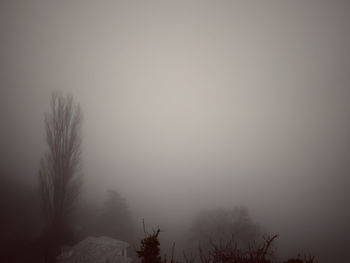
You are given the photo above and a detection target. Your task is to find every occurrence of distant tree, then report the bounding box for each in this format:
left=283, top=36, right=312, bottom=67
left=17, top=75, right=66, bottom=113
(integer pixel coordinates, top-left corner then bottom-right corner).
left=38, top=93, right=82, bottom=256
left=96, top=190, right=135, bottom=242
left=188, top=207, right=261, bottom=254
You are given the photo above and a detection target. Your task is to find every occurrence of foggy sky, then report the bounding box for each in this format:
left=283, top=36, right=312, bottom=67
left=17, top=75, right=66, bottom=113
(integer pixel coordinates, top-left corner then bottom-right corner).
left=1, top=1, right=350, bottom=262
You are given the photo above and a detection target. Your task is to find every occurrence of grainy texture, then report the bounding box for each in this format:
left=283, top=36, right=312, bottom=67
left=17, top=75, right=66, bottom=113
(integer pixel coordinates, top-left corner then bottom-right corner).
left=57, top=236, right=132, bottom=263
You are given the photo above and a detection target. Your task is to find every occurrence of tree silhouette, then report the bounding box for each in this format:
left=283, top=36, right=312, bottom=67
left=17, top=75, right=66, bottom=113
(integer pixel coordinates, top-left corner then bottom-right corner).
left=137, top=223, right=163, bottom=263
left=38, top=92, right=82, bottom=258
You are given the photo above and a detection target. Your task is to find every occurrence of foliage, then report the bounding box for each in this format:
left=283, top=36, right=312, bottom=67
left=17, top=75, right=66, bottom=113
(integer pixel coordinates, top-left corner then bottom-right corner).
left=137, top=222, right=163, bottom=263
left=197, top=235, right=317, bottom=263
left=137, top=224, right=317, bottom=263
left=198, top=234, right=278, bottom=263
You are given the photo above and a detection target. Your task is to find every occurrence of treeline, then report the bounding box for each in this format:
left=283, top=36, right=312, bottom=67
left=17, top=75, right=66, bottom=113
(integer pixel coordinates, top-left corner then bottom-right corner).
left=137, top=225, right=317, bottom=263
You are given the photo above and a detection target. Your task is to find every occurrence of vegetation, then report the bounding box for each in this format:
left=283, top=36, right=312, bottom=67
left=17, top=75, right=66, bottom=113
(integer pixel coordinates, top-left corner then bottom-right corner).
left=137, top=223, right=163, bottom=263
left=137, top=224, right=317, bottom=263
left=1, top=92, right=319, bottom=263
left=39, top=92, right=83, bottom=226
left=38, top=93, right=83, bottom=260
left=188, top=207, right=261, bottom=255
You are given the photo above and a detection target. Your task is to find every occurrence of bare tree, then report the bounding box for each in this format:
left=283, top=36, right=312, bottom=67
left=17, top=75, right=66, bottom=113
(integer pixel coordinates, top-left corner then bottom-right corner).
left=38, top=92, right=82, bottom=232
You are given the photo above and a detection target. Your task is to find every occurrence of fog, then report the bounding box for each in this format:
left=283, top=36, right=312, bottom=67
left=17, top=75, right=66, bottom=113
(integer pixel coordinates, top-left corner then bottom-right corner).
left=1, top=1, right=350, bottom=262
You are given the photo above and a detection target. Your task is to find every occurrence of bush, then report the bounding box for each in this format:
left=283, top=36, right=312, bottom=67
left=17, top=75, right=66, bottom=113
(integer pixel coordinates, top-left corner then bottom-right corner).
left=136, top=224, right=317, bottom=263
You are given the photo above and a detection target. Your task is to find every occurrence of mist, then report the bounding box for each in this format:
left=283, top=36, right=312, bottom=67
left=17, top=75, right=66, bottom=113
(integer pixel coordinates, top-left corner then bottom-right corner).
left=1, top=1, right=350, bottom=262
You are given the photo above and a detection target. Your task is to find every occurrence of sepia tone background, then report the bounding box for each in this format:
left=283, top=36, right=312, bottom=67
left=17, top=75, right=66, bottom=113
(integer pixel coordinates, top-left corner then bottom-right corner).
left=1, top=1, right=350, bottom=262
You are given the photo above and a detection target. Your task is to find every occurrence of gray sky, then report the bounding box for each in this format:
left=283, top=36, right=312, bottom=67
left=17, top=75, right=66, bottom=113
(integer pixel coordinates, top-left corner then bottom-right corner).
left=1, top=0, right=350, bottom=262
